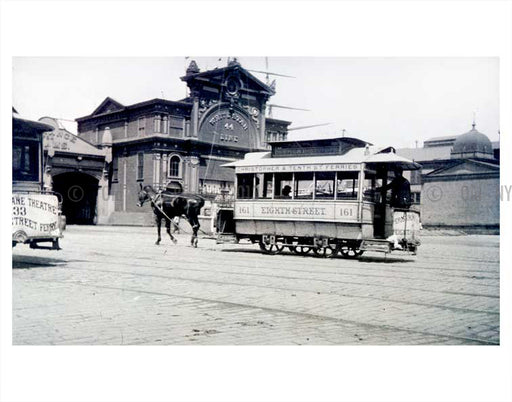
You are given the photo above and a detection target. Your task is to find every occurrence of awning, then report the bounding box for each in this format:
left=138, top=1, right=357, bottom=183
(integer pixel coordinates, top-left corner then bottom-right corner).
left=364, top=152, right=422, bottom=170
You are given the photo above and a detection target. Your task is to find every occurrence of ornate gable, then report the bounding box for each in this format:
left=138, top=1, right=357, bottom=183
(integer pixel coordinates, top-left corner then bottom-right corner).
left=181, top=63, right=275, bottom=97
left=91, top=97, right=125, bottom=116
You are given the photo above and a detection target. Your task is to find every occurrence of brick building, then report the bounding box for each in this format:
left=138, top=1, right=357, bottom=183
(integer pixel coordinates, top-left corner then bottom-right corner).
left=48, top=59, right=290, bottom=225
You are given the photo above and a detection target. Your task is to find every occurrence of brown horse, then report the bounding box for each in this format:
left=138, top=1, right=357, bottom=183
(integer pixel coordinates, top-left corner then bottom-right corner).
left=137, top=184, right=205, bottom=247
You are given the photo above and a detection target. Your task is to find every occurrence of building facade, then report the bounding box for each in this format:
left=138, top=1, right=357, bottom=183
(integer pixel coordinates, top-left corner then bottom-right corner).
left=40, top=117, right=108, bottom=225
left=52, top=60, right=290, bottom=225
left=397, top=123, right=499, bottom=231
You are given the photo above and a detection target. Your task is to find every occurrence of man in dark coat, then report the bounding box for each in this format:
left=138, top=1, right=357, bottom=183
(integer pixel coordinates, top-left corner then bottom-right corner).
left=381, top=166, right=412, bottom=209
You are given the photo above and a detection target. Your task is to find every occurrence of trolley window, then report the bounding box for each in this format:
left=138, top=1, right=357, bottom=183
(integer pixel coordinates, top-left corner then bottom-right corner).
left=337, top=171, right=359, bottom=199
left=237, top=174, right=254, bottom=199
left=294, top=172, right=313, bottom=199
left=13, top=139, right=39, bottom=182
left=255, top=173, right=273, bottom=199
left=363, top=171, right=377, bottom=202
left=275, top=173, right=293, bottom=199
left=315, top=172, right=335, bottom=199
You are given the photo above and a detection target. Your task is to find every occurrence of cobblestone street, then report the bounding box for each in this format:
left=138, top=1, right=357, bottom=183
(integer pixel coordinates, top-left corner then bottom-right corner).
left=12, top=225, right=499, bottom=345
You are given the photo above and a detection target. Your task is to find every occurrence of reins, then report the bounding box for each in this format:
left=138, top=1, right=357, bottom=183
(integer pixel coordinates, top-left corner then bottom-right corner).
left=146, top=192, right=208, bottom=235
left=148, top=193, right=183, bottom=232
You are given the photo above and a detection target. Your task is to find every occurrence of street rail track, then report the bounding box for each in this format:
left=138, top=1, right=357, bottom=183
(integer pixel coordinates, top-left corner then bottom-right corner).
left=51, top=263, right=500, bottom=315
left=24, top=277, right=498, bottom=345
left=14, top=253, right=499, bottom=299
left=12, top=228, right=499, bottom=345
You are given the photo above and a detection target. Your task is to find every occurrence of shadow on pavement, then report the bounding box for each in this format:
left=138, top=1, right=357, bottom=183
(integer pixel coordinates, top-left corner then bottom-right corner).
left=12, top=255, right=68, bottom=269
left=220, top=247, right=415, bottom=263
left=220, top=248, right=266, bottom=255
left=357, top=255, right=415, bottom=263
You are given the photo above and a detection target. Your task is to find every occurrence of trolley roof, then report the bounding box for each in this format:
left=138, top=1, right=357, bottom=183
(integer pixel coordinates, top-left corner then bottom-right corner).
left=13, top=110, right=54, bottom=137
left=224, top=144, right=421, bottom=172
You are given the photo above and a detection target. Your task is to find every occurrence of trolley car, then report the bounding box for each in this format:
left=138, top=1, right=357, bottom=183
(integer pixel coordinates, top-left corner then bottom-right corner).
left=12, top=110, right=63, bottom=249
left=216, top=136, right=421, bottom=258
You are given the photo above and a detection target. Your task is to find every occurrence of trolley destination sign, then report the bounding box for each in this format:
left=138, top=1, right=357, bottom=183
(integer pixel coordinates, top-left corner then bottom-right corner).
left=12, top=194, right=60, bottom=237
left=235, top=162, right=361, bottom=174
left=235, top=201, right=359, bottom=222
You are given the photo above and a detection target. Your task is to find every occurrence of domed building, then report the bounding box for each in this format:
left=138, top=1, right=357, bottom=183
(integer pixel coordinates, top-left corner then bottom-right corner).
left=450, top=123, right=495, bottom=160
left=397, top=122, right=499, bottom=232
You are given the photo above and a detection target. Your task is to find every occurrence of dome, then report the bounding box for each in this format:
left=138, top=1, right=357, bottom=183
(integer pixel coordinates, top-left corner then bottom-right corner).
left=451, top=124, right=494, bottom=159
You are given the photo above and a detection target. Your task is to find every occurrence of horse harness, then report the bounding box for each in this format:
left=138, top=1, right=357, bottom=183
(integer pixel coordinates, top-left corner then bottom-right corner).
left=148, top=191, right=205, bottom=234
left=148, top=192, right=181, bottom=231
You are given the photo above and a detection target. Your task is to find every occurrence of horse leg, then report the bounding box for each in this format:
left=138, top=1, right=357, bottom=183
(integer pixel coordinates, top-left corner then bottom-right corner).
left=188, top=215, right=200, bottom=248
left=155, top=215, right=162, bottom=245
left=166, top=219, right=178, bottom=244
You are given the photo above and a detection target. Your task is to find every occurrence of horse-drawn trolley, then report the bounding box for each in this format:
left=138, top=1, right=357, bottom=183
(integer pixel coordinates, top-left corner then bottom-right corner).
left=216, top=136, right=421, bottom=258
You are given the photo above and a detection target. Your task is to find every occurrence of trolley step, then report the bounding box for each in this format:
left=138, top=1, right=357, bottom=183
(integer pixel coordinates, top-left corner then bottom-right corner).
left=360, top=239, right=392, bottom=253
left=216, top=233, right=238, bottom=244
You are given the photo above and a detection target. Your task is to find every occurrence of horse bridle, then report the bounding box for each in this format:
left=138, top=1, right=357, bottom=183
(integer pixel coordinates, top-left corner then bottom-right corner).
left=136, top=190, right=148, bottom=207
left=137, top=188, right=160, bottom=208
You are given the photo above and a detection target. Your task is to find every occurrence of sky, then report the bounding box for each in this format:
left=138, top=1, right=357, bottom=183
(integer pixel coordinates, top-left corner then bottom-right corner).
left=12, top=56, right=499, bottom=149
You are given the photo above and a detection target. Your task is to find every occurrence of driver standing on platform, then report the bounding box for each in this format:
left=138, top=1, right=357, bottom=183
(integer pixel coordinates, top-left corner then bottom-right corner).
left=380, top=166, right=412, bottom=209
left=378, top=166, right=412, bottom=250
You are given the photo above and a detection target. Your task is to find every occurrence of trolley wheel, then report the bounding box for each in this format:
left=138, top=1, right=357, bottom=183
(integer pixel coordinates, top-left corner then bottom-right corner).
left=292, top=246, right=312, bottom=255
left=339, top=245, right=364, bottom=259
left=259, top=241, right=284, bottom=255
left=259, top=236, right=285, bottom=255
left=284, top=238, right=310, bottom=255
left=313, top=243, right=339, bottom=258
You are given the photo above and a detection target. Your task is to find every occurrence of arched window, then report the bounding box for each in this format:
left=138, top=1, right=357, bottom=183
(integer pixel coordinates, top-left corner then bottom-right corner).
left=169, top=154, right=182, bottom=178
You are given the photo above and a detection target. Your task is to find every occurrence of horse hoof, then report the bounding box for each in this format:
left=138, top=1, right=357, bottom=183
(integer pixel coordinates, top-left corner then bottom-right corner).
left=172, top=239, right=178, bottom=245
left=155, top=241, right=160, bottom=245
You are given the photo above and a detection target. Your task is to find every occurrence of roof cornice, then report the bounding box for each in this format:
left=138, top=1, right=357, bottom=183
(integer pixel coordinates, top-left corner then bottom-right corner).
left=76, top=98, right=193, bottom=122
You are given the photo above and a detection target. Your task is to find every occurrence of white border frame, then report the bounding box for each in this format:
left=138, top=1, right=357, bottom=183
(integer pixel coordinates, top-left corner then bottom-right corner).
left=2, top=2, right=511, bottom=402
